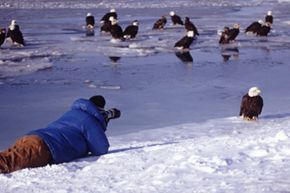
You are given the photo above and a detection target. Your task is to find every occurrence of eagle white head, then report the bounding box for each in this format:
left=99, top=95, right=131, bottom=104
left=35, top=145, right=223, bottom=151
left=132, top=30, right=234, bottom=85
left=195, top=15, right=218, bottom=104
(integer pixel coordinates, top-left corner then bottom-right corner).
left=187, top=30, right=194, bottom=37
left=109, top=16, right=115, bottom=22
left=87, top=13, right=92, bottom=17
left=110, top=18, right=118, bottom=25
left=267, top=10, right=272, bottom=16
left=132, top=20, right=139, bottom=26
left=9, top=20, right=17, bottom=30
left=169, top=11, right=175, bottom=16
left=110, top=8, right=116, bottom=13
left=11, top=20, right=17, bottom=25
left=248, top=87, right=261, bottom=97
left=233, top=23, right=240, bottom=29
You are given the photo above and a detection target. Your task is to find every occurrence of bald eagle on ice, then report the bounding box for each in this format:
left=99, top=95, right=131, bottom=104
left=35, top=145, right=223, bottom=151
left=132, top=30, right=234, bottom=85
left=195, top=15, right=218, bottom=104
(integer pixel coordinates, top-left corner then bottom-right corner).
left=239, top=87, right=264, bottom=121
left=7, top=20, right=25, bottom=47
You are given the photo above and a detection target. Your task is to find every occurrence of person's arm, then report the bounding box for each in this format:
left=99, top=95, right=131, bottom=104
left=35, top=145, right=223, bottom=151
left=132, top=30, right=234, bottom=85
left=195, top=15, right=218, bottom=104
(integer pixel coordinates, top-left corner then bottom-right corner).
left=83, top=108, right=120, bottom=155
left=83, top=118, right=110, bottom=156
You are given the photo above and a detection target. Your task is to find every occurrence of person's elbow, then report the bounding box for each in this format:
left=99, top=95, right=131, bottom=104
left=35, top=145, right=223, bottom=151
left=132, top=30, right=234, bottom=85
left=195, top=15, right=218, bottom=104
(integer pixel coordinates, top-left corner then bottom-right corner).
left=94, top=143, right=110, bottom=156
left=99, top=144, right=110, bottom=155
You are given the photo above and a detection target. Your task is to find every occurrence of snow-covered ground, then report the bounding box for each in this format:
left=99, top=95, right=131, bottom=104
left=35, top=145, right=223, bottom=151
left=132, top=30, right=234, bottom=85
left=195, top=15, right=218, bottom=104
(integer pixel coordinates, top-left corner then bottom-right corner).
left=1, top=116, right=290, bottom=193
left=1, top=0, right=290, bottom=192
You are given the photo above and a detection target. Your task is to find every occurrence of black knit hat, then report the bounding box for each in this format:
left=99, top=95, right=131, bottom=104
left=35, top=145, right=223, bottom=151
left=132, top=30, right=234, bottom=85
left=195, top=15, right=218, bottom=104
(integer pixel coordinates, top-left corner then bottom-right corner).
left=89, top=95, right=106, bottom=108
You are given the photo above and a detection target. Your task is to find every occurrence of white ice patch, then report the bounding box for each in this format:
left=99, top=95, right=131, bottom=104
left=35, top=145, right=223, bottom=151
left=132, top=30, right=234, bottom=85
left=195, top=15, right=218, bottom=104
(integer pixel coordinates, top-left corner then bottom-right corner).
left=0, top=50, right=60, bottom=78
left=100, top=85, right=121, bottom=90
left=70, top=34, right=162, bottom=57
left=0, top=28, right=64, bottom=79
left=0, top=62, right=53, bottom=79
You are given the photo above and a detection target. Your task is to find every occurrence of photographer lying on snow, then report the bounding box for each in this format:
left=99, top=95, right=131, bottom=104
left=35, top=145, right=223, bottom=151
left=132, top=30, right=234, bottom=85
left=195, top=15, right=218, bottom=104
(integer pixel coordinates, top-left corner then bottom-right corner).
left=0, top=95, right=121, bottom=174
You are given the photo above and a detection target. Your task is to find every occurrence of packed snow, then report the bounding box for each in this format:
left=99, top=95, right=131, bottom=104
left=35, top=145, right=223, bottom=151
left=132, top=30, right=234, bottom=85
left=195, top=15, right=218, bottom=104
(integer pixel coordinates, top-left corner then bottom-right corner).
left=1, top=116, right=290, bottom=193
left=1, top=0, right=290, bottom=192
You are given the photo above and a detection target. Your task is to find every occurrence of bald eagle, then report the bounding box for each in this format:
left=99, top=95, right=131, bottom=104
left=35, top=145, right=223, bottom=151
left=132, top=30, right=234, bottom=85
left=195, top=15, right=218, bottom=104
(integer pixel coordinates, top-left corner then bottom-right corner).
left=256, top=23, right=271, bottom=37
left=219, top=26, right=230, bottom=44
left=265, top=10, right=273, bottom=24
left=184, top=17, right=199, bottom=36
left=152, top=16, right=167, bottom=30
left=245, top=20, right=263, bottom=34
left=123, top=20, right=139, bottom=39
left=86, top=13, right=95, bottom=28
left=100, top=8, right=117, bottom=24
left=174, top=30, right=195, bottom=50
left=228, top=23, right=240, bottom=41
left=169, top=11, right=184, bottom=25
left=110, top=18, right=124, bottom=41
left=239, top=87, right=264, bottom=120
left=7, top=20, right=25, bottom=46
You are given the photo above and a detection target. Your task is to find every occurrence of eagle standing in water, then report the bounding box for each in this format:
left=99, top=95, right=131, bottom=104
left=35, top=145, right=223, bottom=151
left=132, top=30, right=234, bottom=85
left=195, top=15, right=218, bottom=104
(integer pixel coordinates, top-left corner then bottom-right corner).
left=239, top=87, right=264, bottom=121
left=174, top=30, right=195, bottom=50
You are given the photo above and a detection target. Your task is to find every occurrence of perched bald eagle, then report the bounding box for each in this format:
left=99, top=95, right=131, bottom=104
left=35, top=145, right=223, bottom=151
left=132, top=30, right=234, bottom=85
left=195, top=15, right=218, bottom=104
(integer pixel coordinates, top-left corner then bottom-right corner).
left=228, top=23, right=240, bottom=41
left=7, top=20, right=25, bottom=47
left=110, top=18, right=124, bottom=41
left=86, top=13, right=95, bottom=28
left=123, top=20, right=139, bottom=39
left=184, top=17, right=199, bottom=36
left=219, top=26, right=230, bottom=44
left=169, top=11, right=184, bottom=25
left=245, top=20, right=263, bottom=34
left=85, top=13, right=95, bottom=36
left=239, top=87, right=264, bottom=120
left=152, top=16, right=167, bottom=30
left=265, top=10, right=273, bottom=24
left=174, top=30, right=195, bottom=50
left=256, top=22, right=271, bottom=37
left=100, top=8, right=117, bottom=24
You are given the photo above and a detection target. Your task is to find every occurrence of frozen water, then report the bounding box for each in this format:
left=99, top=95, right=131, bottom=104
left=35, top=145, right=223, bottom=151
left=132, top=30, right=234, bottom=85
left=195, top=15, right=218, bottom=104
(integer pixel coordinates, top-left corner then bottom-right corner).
left=1, top=0, right=290, bottom=149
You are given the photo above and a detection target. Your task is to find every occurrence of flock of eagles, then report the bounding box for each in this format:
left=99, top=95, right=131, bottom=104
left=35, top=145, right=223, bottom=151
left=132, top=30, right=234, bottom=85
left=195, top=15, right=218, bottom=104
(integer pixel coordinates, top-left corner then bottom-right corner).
left=0, top=8, right=271, bottom=120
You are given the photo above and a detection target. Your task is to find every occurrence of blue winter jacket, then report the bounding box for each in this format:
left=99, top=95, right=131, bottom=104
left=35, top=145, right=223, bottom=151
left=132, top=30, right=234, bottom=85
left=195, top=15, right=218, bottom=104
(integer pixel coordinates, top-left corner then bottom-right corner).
left=28, top=99, right=110, bottom=164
